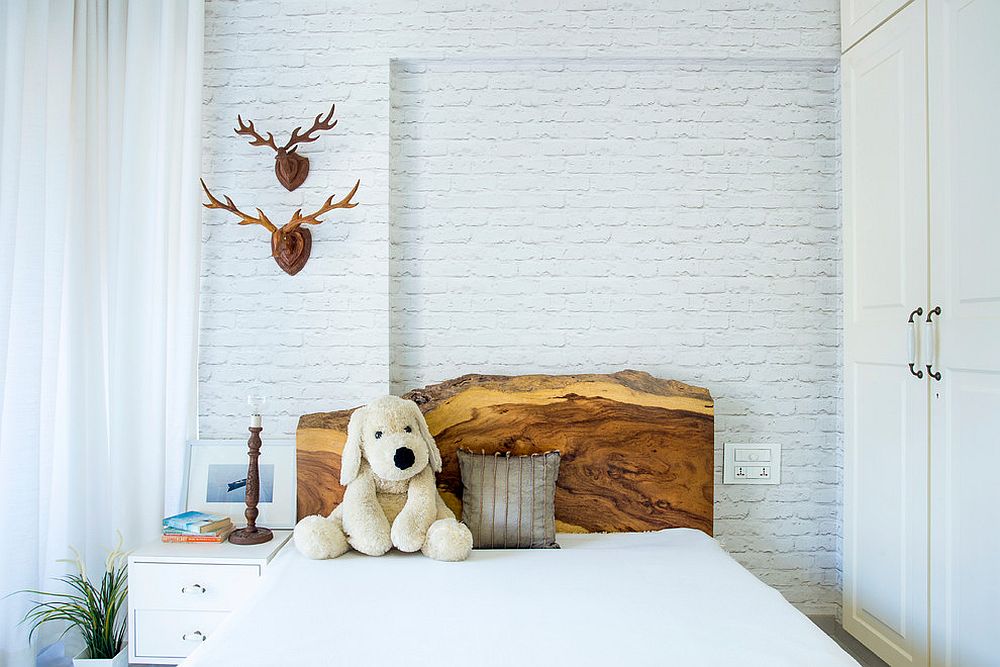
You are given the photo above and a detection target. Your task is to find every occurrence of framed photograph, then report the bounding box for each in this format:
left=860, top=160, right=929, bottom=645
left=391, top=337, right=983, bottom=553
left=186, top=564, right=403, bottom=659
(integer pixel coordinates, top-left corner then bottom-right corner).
left=184, top=439, right=297, bottom=529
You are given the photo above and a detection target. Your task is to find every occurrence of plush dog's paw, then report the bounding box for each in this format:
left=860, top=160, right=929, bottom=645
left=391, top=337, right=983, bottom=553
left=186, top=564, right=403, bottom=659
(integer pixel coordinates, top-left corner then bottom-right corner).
left=422, top=518, right=474, bottom=562
left=347, top=527, right=393, bottom=556
left=294, top=515, right=349, bottom=560
left=391, top=513, right=428, bottom=553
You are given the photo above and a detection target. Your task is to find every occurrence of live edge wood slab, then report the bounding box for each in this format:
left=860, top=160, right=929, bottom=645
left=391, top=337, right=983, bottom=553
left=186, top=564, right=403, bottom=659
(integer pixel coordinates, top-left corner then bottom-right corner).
left=296, top=371, right=714, bottom=535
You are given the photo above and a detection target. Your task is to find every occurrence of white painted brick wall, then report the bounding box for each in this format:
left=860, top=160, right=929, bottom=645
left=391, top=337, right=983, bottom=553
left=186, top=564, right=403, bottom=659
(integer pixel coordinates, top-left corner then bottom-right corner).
left=202, top=0, right=841, bottom=614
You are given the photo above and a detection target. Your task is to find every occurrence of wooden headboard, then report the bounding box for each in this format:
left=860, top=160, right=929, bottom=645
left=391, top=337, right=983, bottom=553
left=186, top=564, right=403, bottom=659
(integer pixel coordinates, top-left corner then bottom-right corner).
left=296, top=370, right=714, bottom=535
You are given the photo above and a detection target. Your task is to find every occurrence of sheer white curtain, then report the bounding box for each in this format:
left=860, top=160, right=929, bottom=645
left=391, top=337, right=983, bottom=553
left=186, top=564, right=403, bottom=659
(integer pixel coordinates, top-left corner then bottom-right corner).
left=0, top=1, right=203, bottom=663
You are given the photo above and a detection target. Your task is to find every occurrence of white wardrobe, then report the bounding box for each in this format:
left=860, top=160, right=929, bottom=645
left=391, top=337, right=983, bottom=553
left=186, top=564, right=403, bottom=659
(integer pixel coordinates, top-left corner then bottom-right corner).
left=842, top=1, right=1000, bottom=666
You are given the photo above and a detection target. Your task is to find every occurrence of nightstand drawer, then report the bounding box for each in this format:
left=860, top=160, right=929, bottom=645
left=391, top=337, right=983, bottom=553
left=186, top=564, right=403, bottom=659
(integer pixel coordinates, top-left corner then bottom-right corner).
left=133, top=609, right=228, bottom=658
left=130, top=562, right=259, bottom=610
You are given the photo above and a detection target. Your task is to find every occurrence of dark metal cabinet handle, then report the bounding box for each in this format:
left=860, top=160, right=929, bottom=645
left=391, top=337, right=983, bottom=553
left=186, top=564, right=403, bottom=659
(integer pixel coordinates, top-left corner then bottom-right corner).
left=181, top=583, right=205, bottom=594
left=925, top=306, right=942, bottom=381
left=182, top=630, right=206, bottom=642
left=907, top=307, right=924, bottom=378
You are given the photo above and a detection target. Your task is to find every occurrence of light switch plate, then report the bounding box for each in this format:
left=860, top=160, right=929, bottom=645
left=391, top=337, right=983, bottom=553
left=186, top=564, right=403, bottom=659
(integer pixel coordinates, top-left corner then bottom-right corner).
left=723, top=442, right=781, bottom=485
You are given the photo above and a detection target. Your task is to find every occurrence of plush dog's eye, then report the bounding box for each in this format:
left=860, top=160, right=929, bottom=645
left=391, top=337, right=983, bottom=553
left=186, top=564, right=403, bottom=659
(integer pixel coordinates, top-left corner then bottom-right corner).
left=374, top=431, right=383, bottom=439
left=404, top=425, right=413, bottom=433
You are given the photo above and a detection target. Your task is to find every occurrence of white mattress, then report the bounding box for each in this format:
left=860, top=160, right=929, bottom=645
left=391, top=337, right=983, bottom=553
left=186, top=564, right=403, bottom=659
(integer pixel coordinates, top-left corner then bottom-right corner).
left=181, top=529, right=856, bottom=667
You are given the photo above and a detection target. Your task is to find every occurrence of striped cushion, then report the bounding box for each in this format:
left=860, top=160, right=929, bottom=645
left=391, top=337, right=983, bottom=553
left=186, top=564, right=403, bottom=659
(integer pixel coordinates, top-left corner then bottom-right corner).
left=457, top=450, right=560, bottom=549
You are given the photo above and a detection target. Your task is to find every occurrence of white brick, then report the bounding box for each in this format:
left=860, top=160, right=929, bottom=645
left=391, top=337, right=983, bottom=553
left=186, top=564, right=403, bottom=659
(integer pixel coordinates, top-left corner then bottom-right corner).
left=201, top=0, right=842, bottom=616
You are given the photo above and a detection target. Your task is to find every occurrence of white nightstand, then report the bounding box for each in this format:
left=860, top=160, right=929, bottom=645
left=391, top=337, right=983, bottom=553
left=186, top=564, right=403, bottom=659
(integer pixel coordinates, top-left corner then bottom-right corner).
left=127, top=530, right=291, bottom=665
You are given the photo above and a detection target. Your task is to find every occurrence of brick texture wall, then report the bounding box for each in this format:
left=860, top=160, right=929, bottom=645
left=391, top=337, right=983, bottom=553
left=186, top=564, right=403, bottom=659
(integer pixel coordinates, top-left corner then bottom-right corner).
left=202, top=0, right=841, bottom=614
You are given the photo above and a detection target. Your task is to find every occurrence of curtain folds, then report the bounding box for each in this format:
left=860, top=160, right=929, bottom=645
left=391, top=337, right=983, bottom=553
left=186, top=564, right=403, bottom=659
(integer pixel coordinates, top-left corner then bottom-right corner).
left=0, top=1, right=204, bottom=663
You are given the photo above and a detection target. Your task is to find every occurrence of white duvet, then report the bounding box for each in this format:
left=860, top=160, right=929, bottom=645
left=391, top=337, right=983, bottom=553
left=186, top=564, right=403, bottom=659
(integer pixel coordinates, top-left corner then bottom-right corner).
left=182, top=529, right=856, bottom=667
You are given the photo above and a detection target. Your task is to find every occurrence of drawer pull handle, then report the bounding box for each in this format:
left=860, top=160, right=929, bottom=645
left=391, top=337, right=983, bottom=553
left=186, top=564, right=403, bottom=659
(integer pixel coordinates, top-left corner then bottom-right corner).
left=181, top=584, right=206, bottom=595
left=182, top=631, right=206, bottom=642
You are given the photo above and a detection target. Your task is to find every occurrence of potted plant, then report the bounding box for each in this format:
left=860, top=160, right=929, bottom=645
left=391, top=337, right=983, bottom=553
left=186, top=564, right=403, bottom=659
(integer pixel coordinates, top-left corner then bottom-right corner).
left=16, top=534, right=129, bottom=666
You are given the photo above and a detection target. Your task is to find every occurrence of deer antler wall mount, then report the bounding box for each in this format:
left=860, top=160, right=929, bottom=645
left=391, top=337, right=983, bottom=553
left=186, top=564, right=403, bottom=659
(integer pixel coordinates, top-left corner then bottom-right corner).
left=235, top=104, right=339, bottom=191
left=201, top=179, right=360, bottom=275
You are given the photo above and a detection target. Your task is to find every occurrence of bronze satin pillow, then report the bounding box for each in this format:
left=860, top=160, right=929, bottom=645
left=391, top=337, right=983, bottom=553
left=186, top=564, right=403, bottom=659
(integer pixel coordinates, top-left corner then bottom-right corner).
left=457, top=450, right=560, bottom=549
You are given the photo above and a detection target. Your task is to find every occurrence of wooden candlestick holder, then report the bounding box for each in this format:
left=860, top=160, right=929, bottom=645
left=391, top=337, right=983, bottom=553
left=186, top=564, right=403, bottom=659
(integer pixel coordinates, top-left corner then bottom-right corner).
left=229, top=426, right=273, bottom=545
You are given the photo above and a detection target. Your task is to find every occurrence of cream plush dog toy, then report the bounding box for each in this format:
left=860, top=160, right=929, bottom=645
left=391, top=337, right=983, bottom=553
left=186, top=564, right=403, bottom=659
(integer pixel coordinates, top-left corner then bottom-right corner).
left=294, top=395, right=473, bottom=562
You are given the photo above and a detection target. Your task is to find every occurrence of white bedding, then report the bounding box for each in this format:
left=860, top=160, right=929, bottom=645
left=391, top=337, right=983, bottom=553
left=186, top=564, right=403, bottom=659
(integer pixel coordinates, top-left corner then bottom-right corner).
left=182, top=529, right=856, bottom=667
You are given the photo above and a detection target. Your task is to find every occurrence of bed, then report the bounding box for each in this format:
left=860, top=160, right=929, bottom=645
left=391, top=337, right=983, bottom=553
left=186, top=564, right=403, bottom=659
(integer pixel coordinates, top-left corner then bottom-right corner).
left=181, top=372, right=857, bottom=666
left=181, top=529, right=855, bottom=666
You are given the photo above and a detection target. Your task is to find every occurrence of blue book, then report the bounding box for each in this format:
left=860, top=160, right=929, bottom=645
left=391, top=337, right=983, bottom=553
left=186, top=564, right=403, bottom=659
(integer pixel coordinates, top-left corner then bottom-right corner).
left=163, top=511, right=231, bottom=534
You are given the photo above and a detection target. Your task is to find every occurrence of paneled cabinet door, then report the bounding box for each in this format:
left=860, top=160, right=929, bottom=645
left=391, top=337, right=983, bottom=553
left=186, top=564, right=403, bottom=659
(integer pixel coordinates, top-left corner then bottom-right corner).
left=842, top=2, right=929, bottom=666
left=928, top=1, right=1000, bottom=666
left=842, top=0, right=914, bottom=52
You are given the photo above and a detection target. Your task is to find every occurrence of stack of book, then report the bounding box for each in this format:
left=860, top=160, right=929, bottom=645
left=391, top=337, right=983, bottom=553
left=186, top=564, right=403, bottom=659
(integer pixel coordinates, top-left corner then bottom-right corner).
left=162, top=511, right=234, bottom=543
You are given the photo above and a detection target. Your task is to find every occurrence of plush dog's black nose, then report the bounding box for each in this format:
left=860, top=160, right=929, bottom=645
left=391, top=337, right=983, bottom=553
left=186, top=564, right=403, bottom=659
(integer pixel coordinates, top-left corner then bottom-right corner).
left=394, top=447, right=415, bottom=470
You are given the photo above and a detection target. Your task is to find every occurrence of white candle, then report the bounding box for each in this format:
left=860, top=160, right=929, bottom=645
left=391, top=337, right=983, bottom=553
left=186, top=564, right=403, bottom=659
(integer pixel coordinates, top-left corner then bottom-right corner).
left=247, top=391, right=266, bottom=429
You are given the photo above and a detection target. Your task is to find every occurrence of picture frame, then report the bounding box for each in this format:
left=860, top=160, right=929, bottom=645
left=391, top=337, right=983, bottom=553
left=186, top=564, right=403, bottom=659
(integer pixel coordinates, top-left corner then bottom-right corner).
left=183, top=439, right=297, bottom=529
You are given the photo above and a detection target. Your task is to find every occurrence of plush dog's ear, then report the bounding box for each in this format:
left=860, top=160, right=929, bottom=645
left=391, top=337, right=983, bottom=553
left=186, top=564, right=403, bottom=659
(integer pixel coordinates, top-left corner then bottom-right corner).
left=340, top=406, right=367, bottom=486
left=410, top=401, right=442, bottom=473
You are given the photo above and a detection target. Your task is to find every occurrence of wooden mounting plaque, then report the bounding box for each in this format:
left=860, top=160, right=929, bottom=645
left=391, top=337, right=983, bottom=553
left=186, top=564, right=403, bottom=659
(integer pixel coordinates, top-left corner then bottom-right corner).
left=296, top=370, right=714, bottom=535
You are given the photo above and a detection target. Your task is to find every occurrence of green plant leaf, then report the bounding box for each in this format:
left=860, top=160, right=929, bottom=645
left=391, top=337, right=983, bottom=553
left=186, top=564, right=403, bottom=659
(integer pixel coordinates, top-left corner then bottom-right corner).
left=14, top=545, right=129, bottom=658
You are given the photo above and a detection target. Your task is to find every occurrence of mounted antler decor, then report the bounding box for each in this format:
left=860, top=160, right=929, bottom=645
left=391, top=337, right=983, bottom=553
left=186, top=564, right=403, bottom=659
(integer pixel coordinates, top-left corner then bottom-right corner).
left=201, top=179, right=360, bottom=275
left=235, top=104, right=339, bottom=191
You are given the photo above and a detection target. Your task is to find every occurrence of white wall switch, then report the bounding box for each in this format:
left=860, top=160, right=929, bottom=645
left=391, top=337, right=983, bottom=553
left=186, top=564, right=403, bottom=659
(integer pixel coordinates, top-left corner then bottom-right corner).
left=723, top=443, right=780, bottom=485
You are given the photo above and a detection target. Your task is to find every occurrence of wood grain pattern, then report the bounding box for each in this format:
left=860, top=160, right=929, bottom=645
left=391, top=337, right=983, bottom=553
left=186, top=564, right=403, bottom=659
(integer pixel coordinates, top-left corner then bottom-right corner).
left=297, top=370, right=714, bottom=535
